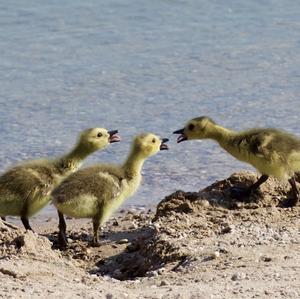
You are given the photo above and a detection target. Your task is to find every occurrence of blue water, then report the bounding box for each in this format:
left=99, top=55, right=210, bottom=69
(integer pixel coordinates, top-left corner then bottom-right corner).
left=1, top=0, right=300, bottom=215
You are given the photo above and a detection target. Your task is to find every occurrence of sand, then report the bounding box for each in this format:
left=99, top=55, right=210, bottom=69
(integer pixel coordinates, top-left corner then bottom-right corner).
left=0, top=171, right=300, bottom=299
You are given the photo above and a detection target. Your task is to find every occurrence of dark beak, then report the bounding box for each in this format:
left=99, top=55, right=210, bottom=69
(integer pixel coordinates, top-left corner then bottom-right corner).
left=160, top=138, right=169, bottom=150
left=173, top=128, right=187, bottom=143
left=108, top=130, right=121, bottom=143
left=173, top=128, right=184, bottom=134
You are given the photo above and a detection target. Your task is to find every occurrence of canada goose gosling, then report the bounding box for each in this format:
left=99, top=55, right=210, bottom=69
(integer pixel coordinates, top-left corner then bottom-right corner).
left=51, top=134, right=169, bottom=248
left=174, top=116, right=300, bottom=206
left=0, top=128, right=121, bottom=230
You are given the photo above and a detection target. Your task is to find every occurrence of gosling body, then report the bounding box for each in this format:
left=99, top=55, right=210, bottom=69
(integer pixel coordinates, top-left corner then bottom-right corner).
left=0, top=128, right=120, bottom=230
left=51, top=133, right=169, bottom=248
left=174, top=116, right=300, bottom=205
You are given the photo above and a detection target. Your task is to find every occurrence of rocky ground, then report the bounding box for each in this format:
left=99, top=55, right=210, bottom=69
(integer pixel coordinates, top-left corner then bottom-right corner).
left=0, top=171, right=300, bottom=299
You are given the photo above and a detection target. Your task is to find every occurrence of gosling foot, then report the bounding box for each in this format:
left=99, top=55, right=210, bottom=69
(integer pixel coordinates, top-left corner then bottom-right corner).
left=90, top=241, right=101, bottom=247
left=229, top=186, right=252, bottom=200
left=21, top=217, right=34, bottom=232
left=58, top=232, right=68, bottom=250
left=90, top=235, right=101, bottom=247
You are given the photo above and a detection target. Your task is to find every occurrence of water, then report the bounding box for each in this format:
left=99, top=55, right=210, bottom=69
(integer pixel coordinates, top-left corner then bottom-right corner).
left=0, top=0, right=300, bottom=215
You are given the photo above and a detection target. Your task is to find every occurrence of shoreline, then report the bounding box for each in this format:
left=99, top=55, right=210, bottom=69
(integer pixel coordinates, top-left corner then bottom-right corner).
left=1, top=171, right=300, bottom=299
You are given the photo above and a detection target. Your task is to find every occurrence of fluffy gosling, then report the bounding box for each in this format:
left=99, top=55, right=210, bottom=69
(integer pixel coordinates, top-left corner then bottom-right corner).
left=51, top=133, right=169, bottom=249
left=0, top=128, right=120, bottom=230
left=174, top=116, right=300, bottom=206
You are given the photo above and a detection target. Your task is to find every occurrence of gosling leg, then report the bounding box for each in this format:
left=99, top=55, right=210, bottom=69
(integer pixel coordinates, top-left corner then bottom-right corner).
left=91, top=217, right=101, bottom=247
left=57, top=211, right=68, bottom=250
left=21, top=217, right=33, bottom=231
left=230, top=174, right=269, bottom=199
left=284, top=176, right=299, bottom=207
left=21, top=202, right=34, bottom=231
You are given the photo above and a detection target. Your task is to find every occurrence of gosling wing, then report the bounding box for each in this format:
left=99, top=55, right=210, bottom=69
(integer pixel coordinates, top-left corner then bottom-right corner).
left=52, top=169, right=122, bottom=206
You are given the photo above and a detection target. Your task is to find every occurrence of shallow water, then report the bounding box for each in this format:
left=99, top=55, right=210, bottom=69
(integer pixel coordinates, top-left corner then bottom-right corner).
left=1, top=0, right=300, bottom=215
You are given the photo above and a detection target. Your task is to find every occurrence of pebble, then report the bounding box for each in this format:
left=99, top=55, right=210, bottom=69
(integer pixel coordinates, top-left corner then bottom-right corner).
left=117, top=239, right=129, bottom=244
left=153, top=222, right=160, bottom=230
left=160, top=280, right=168, bottom=286
left=90, top=274, right=100, bottom=281
left=150, top=270, right=159, bottom=277
left=221, top=224, right=235, bottom=234
left=212, top=251, right=220, bottom=259
left=128, top=223, right=138, bottom=229
left=261, top=256, right=272, bottom=262
left=158, top=267, right=166, bottom=275
left=199, top=200, right=210, bottom=208
left=231, top=272, right=246, bottom=281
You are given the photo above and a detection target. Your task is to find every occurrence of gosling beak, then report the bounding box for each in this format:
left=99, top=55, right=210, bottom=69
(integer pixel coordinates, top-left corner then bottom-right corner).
left=160, top=138, right=169, bottom=150
left=173, top=128, right=187, bottom=143
left=108, top=130, right=121, bottom=143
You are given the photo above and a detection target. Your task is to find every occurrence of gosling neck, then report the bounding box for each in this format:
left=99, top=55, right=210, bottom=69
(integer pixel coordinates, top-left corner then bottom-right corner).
left=56, top=142, right=93, bottom=173
left=207, top=124, right=237, bottom=147
left=122, top=148, right=146, bottom=179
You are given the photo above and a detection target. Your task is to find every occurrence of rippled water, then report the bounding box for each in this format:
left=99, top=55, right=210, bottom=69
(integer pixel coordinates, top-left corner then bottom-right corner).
left=1, top=0, right=300, bottom=215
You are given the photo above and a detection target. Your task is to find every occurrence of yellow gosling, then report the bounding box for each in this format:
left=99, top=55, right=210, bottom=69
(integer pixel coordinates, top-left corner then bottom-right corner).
left=174, top=116, right=300, bottom=206
left=51, top=133, right=169, bottom=249
left=0, top=128, right=120, bottom=230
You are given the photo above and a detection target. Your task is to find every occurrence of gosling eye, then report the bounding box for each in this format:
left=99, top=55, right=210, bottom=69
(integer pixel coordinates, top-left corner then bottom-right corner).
left=188, top=124, right=195, bottom=131
left=97, top=132, right=103, bottom=138
left=152, top=138, right=156, bottom=143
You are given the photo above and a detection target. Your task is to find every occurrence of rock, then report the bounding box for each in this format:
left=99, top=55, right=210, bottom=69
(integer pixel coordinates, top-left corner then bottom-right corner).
left=221, top=224, right=235, bottom=234
left=212, top=251, right=220, bottom=259
left=199, top=199, right=210, bottom=208
left=261, top=256, right=272, bottom=262
left=231, top=272, right=246, bottom=281
left=158, top=267, right=166, bottom=275
left=128, top=223, right=138, bottom=229
left=117, top=239, right=129, bottom=244
left=146, top=270, right=159, bottom=277
left=160, top=280, right=168, bottom=286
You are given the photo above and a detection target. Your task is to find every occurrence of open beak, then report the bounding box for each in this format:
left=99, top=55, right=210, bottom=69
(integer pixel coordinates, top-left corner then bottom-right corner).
left=173, top=128, right=187, bottom=143
left=108, top=130, right=121, bottom=143
left=160, top=138, right=169, bottom=150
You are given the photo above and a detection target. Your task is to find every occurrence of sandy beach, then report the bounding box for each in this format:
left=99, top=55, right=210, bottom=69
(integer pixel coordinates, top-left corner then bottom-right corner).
left=1, top=171, right=299, bottom=299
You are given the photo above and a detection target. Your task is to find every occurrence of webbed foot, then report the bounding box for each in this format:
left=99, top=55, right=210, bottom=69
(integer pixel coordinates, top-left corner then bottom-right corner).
left=58, top=232, right=68, bottom=250
left=21, top=217, right=34, bottom=231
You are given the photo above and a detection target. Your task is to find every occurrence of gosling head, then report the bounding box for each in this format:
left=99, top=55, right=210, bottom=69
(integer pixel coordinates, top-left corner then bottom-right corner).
left=132, top=133, right=169, bottom=158
left=77, top=128, right=121, bottom=153
left=173, top=116, right=216, bottom=142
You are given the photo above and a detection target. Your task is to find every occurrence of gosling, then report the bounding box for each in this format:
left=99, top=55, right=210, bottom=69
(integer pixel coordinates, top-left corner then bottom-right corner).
left=51, top=133, right=169, bottom=248
left=0, top=128, right=121, bottom=230
left=174, top=116, right=300, bottom=206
